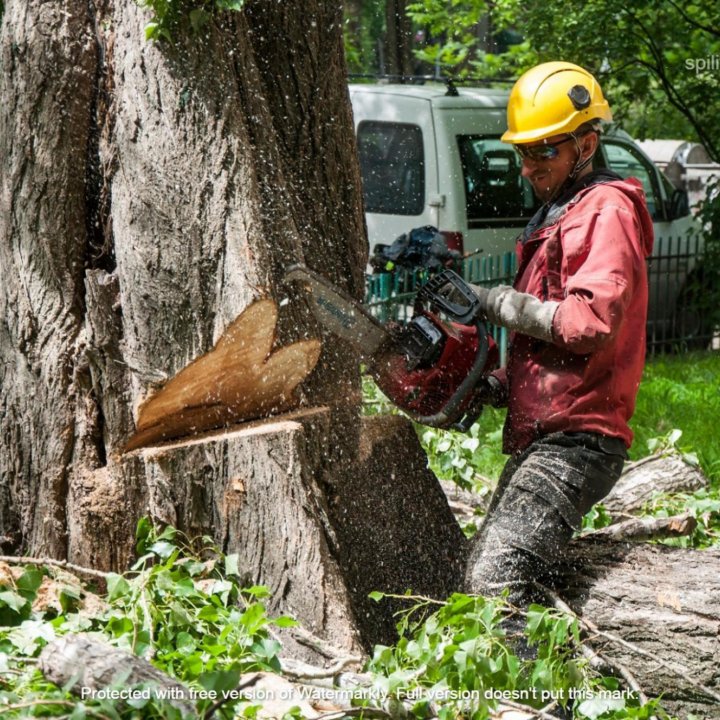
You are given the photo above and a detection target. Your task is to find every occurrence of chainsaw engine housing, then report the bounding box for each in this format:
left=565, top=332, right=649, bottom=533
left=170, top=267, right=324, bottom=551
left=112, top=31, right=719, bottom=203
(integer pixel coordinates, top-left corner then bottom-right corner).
left=374, top=311, right=498, bottom=424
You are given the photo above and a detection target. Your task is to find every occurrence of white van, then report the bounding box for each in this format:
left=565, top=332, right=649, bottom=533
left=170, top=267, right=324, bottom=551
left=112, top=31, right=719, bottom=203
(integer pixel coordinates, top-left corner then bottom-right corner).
left=350, top=82, right=705, bottom=344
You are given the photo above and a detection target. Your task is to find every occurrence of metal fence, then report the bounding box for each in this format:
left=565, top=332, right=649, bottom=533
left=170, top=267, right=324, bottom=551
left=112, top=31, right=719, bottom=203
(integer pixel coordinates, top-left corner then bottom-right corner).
left=365, top=235, right=718, bottom=361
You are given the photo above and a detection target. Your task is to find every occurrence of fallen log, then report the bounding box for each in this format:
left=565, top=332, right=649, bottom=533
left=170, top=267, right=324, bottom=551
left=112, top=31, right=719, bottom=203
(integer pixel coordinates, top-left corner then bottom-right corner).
left=584, top=512, right=697, bottom=542
left=556, top=538, right=720, bottom=719
left=38, top=634, right=195, bottom=716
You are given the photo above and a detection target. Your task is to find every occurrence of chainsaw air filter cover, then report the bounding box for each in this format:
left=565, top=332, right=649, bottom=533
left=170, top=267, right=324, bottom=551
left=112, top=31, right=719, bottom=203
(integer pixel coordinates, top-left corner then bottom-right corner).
left=373, top=312, right=498, bottom=420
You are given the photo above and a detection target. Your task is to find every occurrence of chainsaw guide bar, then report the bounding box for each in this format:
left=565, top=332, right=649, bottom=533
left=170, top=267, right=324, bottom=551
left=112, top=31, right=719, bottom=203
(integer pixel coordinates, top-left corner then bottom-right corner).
left=285, top=264, right=498, bottom=432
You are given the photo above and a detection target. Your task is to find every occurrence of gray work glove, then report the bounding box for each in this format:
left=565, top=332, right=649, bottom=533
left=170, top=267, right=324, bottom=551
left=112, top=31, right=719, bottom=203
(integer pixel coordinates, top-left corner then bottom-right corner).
left=472, top=284, right=559, bottom=343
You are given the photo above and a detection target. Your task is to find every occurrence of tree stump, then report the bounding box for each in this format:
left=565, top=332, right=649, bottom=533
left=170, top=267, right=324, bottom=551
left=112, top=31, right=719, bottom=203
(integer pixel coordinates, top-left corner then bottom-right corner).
left=114, top=410, right=465, bottom=661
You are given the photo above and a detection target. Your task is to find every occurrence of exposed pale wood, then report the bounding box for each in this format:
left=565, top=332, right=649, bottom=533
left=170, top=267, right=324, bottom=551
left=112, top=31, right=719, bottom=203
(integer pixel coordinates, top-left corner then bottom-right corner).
left=602, top=452, right=707, bottom=517
left=125, top=299, right=321, bottom=451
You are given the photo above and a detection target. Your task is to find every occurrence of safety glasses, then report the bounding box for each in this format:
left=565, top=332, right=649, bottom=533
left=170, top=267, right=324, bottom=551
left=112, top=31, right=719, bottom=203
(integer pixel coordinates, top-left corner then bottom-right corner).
left=514, top=136, right=574, bottom=161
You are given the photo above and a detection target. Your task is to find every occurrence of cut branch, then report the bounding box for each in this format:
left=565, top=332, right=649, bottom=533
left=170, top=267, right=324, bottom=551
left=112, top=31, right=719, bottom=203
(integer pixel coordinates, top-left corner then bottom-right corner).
left=584, top=512, right=696, bottom=542
left=0, top=555, right=110, bottom=580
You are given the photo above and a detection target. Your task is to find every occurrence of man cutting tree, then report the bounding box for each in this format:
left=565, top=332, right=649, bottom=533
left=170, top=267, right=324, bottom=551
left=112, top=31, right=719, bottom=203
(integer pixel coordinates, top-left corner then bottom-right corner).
left=465, top=62, right=654, bottom=631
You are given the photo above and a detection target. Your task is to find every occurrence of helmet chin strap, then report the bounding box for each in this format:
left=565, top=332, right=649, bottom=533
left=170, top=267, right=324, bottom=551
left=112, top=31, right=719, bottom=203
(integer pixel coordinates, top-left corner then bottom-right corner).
left=546, top=130, right=598, bottom=205
left=569, top=131, right=597, bottom=178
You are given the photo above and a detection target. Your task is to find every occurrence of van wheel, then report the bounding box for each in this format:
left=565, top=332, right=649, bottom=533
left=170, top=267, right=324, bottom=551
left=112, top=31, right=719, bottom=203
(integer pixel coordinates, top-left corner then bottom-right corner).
left=672, top=270, right=716, bottom=350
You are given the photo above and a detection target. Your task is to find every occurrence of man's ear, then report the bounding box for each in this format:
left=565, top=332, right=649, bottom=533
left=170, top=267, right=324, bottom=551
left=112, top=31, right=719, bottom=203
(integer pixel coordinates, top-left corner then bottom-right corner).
left=582, top=131, right=599, bottom=159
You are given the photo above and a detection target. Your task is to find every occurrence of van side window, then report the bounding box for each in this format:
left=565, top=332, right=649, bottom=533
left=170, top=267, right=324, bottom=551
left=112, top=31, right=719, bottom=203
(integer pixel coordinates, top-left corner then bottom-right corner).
left=458, top=136, right=537, bottom=222
left=602, top=141, right=661, bottom=220
left=357, top=121, right=425, bottom=216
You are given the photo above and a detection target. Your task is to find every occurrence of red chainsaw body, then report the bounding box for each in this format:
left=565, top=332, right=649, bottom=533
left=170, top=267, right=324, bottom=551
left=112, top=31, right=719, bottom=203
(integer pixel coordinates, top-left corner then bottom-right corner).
left=374, top=314, right=498, bottom=418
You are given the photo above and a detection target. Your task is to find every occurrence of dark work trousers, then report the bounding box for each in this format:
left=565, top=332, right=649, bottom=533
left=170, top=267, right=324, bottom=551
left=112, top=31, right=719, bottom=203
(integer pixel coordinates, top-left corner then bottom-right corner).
left=465, top=431, right=626, bottom=609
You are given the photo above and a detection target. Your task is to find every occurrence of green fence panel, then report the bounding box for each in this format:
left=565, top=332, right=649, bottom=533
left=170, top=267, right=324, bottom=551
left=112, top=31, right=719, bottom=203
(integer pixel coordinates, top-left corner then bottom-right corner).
left=366, top=235, right=717, bottom=363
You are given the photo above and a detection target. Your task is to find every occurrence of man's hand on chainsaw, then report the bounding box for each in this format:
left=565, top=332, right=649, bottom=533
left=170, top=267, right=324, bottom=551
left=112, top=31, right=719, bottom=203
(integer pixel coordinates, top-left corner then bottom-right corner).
left=471, top=284, right=559, bottom=343
left=474, top=374, right=508, bottom=408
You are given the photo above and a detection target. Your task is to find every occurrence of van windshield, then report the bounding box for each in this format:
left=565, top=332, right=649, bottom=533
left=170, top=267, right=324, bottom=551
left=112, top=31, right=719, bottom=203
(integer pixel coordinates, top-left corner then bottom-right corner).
left=458, top=136, right=539, bottom=223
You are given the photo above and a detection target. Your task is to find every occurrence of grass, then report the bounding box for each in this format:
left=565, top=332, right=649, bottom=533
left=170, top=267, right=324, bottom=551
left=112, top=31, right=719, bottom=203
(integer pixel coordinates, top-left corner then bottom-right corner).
left=629, top=351, right=720, bottom=484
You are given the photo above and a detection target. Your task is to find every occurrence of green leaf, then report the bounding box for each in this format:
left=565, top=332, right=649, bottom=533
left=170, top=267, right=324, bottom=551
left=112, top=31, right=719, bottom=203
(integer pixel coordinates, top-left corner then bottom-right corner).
left=250, top=636, right=281, bottom=662
left=199, top=668, right=242, bottom=694
left=577, top=692, right=626, bottom=718
left=175, top=632, right=196, bottom=653
left=0, top=590, right=28, bottom=614
left=106, top=573, right=131, bottom=601
left=144, top=22, right=160, bottom=41
left=16, top=568, right=44, bottom=598
left=369, top=591, right=385, bottom=602
left=7, top=618, right=56, bottom=654
left=239, top=602, right=268, bottom=634
left=60, top=586, right=82, bottom=613
left=188, top=8, right=210, bottom=32
left=272, top=615, right=298, bottom=628
left=216, top=0, right=246, bottom=10
left=242, top=585, right=270, bottom=599
left=149, top=540, right=176, bottom=559
left=225, top=554, right=240, bottom=577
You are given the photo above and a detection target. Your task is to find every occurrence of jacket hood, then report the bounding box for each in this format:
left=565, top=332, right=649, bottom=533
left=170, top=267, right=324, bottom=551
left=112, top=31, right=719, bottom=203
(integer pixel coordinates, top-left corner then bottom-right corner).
left=577, top=175, right=655, bottom=257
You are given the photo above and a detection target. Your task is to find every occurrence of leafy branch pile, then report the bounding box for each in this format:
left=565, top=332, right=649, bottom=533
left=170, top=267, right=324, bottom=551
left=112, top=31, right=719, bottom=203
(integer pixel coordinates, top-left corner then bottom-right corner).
left=0, top=522, right=672, bottom=719
left=366, top=593, right=666, bottom=720
left=0, top=520, right=292, bottom=719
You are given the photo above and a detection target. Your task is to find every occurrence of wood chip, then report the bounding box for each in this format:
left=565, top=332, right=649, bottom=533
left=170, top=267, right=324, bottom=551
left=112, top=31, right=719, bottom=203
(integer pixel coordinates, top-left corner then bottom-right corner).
left=124, top=299, right=320, bottom=451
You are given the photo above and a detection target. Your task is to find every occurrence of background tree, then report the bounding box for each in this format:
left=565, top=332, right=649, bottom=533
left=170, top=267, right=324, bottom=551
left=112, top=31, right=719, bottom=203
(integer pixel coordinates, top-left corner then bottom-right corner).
left=0, top=0, right=463, bottom=653
left=344, top=0, right=421, bottom=77
left=406, top=0, right=720, bottom=157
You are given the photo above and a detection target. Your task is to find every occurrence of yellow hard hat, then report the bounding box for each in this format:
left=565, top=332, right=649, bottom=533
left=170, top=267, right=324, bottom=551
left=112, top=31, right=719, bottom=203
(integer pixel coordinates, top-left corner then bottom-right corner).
left=501, top=61, right=612, bottom=144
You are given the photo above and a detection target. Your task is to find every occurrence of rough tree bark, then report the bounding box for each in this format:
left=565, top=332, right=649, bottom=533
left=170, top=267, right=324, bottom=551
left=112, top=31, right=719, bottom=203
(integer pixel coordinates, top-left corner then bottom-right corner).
left=0, top=0, right=463, bottom=654
left=384, top=0, right=414, bottom=76
left=559, top=540, right=720, bottom=719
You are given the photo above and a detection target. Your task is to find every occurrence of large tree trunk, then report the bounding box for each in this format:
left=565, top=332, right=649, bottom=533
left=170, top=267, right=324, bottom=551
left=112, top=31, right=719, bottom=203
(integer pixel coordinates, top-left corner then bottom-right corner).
left=0, top=0, right=365, bottom=560
left=0, top=0, right=463, bottom=652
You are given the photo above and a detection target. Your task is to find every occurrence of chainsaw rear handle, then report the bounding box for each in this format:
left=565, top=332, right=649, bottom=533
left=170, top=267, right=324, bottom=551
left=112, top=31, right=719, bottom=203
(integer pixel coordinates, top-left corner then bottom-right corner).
left=410, top=319, right=489, bottom=431
left=415, top=269, right=484, bottom=325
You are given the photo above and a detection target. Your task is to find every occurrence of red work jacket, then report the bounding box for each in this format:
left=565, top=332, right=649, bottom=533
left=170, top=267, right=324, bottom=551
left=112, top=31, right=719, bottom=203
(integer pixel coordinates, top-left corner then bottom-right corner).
left=499, top=176, right=654, bottom=455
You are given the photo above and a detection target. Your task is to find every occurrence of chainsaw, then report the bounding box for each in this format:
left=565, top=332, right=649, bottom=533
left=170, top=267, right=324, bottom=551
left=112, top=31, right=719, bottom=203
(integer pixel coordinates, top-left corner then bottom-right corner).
left=285, top=265, right=498, bottom=431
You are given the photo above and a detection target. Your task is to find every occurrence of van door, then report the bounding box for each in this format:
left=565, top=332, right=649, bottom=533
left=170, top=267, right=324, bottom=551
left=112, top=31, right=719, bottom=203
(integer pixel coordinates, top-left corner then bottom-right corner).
left=600, top=136, right=701, bottom=341
left=431, top=106, right=538, bottom=258
left=351, top=93, right=439, bottom=255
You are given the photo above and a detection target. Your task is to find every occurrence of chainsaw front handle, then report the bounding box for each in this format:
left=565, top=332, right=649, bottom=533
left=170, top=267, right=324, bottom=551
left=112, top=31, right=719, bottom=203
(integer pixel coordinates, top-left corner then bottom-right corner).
left=415, top=269, right=484, bottom=325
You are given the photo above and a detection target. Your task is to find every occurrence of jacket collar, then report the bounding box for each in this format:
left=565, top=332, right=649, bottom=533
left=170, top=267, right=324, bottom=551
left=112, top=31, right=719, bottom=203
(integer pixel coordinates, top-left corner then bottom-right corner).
left=522, top=169, right=623, bottom=243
